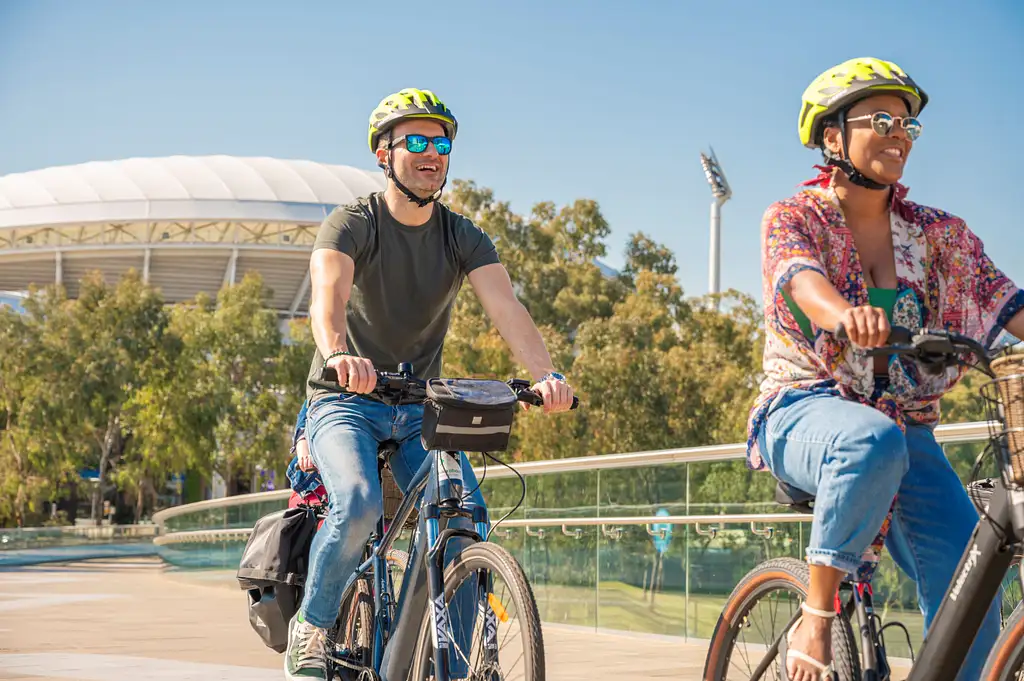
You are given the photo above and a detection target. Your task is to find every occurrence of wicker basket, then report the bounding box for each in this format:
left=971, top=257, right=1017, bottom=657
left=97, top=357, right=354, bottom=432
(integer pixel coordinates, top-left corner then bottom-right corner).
left=381, top=464, right=418, bottom=531
left=982, top=351, right=1024, bottom=484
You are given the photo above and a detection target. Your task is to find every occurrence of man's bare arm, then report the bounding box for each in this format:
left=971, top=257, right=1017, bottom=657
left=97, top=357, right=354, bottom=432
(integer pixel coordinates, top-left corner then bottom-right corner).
left=309, top=249, right=355, bottom=358
left=468, top=263, right=555, bottom=381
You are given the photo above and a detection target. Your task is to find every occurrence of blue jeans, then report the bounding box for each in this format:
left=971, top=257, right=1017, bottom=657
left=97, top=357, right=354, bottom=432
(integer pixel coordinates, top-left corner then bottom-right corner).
left=758, top=387, right=999, bottom=681
left=301, top=392, right=486, bottom=675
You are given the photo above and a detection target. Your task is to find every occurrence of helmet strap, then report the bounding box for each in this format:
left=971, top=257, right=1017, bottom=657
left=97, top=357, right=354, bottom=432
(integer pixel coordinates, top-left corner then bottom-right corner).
left=824, top=114, right=889, bottom=191
left=381, top=131, right=446, bottom=208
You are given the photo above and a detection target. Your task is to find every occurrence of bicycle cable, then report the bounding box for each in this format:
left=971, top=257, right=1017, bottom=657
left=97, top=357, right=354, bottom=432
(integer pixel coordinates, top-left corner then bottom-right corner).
left=460, top=451, right=487, bottom=502
left=483, top=450, right=526, bottom=542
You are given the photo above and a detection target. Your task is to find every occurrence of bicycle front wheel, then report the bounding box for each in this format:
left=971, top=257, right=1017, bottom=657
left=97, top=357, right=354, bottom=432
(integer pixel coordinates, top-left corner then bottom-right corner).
left=702, top=557, right=860, bottom=681
left=981, top=600, right=1024, bottom=679
left=409, top=542, right=544, bottom=681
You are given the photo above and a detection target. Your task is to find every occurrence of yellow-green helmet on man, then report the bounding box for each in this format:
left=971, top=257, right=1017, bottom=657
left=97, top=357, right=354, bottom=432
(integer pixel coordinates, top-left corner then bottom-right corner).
left=367, top=88, right=458, bottom=152
left=798, top=57, right=928, bottom=149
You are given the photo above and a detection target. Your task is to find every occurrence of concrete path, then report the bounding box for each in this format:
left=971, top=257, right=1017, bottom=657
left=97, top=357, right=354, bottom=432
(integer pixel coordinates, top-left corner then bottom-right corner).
left=0, top=558, right=909, bottom=680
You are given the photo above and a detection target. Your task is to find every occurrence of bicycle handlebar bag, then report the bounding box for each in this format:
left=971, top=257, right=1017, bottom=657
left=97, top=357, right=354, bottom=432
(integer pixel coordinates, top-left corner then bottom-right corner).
left=421, top=378, right=517, bottom=452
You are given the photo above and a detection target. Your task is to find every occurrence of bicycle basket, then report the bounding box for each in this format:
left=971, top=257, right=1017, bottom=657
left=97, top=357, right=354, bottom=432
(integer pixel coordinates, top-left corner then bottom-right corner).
left=981, top=349, right=1024, bottom=485
left=381, top=463, right=417, bottom=531
left=421, top=378, right=517, bottom=452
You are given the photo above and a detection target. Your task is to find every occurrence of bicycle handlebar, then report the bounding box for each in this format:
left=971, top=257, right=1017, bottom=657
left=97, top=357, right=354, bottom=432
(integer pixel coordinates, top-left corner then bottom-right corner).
left=833, top=322, right=994, bottom=377
left=318, top=363, right=580, bottom=409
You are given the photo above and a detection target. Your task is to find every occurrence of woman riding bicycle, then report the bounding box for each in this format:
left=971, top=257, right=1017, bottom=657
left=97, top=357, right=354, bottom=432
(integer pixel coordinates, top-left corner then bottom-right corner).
left=749, top=57, right=1024, bottom=681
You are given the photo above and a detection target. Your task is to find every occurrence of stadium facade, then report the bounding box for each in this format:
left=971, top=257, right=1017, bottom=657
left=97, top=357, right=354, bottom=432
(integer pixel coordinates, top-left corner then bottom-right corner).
left=0, top=155, right=387, bottom=317
left=0, top=155, right=388, bottom=514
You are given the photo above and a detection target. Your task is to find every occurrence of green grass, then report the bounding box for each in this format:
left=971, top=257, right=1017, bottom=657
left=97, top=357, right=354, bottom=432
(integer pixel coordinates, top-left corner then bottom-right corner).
left=528, top=579, right=930, bottom=655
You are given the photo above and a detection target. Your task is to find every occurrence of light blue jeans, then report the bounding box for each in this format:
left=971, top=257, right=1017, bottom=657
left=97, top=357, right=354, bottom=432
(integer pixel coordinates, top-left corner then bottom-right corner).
left=758, top=387, right=1000, bottom=681
left=301, top=392, right=486, bottom=676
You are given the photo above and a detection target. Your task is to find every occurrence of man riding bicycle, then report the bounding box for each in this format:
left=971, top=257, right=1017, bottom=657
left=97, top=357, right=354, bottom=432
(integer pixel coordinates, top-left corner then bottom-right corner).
left=748, top=58, right=1024, bottom=681
left=285, top=87, right=575, bottom=680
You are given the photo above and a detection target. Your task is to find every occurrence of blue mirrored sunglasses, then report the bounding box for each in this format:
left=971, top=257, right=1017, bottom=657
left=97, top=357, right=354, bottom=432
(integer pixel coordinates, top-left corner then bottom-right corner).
left=390, top=133, right=452, bottom=155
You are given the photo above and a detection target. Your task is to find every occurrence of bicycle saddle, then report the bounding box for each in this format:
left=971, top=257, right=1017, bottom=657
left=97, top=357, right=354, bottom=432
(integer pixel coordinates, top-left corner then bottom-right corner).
left=775, top=480, right=815, bottom=514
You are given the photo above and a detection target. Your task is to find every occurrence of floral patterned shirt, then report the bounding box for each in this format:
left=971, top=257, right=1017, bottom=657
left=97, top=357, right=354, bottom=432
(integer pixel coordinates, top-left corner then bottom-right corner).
left=747, top=170, right=1024, bottom=471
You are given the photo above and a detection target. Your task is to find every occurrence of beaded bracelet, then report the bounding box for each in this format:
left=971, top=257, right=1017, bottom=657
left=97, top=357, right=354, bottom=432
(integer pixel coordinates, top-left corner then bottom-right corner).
left=322, top=348, right=350, bottom=367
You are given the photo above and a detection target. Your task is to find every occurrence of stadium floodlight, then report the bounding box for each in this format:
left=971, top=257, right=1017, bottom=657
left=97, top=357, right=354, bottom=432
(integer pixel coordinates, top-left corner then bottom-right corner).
left=699, top=147, right=732, bottom=306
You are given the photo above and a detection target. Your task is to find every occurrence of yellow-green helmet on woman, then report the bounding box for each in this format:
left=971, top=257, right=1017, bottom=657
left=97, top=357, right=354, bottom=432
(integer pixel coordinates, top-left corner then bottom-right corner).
left=367, top=88, right=458, bottom=152
left=798, top=58, right=928, bottom=149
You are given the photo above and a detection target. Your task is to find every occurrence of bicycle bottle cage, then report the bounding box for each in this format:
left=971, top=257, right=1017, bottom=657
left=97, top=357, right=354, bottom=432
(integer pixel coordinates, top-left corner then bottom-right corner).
left=421, top=378, right=518, bottom=452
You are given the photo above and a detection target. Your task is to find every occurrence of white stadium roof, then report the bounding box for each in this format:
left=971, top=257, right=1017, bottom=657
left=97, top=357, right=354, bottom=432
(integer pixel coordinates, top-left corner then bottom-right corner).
left=0, top=155, right=386, bottom=228
left=0, top=155, right=387, bottom=315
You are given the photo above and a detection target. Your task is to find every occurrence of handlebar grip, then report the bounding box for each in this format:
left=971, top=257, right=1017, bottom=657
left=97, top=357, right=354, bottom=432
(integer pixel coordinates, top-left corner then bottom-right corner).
left=319, top=366, right=385, bottom=391
left=517, top=391, right=580, bottom=410
left=833, top=322, right=913, bottom=345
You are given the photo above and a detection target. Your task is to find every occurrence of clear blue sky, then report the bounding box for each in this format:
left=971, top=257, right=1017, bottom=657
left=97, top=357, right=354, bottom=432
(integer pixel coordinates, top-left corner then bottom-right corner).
left=1, top=0, right=1021, bottom=300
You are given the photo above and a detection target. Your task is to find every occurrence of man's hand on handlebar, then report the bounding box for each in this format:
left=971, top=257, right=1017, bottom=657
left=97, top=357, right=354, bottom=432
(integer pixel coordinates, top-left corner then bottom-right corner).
left=526, top=376, right=575, bottom=414
left=838, top=305, right=891, bottom=348
left=325, top=352, right=376, bottom=394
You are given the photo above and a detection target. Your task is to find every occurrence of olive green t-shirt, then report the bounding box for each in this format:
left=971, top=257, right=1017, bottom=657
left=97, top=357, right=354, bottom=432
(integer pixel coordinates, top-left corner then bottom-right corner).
left=305, top=192, right=500, bottom=402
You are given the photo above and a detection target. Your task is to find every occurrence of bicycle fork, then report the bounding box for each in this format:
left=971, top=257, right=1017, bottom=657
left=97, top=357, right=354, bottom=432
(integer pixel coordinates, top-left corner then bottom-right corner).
left=423, top=503, right=495, bottom=681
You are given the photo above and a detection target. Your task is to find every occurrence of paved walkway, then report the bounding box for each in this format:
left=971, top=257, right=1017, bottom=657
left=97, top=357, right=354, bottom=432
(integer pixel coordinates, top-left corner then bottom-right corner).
left=0, top=558, right=908, bottom=680
left=0, top=557, right=709, bottom=680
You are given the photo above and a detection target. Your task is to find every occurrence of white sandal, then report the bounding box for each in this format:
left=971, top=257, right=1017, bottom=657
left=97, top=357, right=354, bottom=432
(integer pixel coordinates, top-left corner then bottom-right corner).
left=779, top=602, right=837, bottom=681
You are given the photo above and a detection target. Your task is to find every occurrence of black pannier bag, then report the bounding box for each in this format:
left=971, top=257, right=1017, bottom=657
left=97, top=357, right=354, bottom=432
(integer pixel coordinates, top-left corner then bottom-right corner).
left=236, top=506, right=319, bottom=653
left=421, top=378, right=518, bottom=452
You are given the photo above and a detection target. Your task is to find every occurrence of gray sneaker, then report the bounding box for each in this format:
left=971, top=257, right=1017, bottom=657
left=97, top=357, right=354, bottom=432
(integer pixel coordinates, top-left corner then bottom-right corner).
left=284, top=614, right=328, bottom=681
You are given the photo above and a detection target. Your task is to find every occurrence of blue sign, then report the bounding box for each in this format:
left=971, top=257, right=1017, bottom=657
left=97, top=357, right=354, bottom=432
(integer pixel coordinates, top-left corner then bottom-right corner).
left=651, top=508, right=672, bottom=554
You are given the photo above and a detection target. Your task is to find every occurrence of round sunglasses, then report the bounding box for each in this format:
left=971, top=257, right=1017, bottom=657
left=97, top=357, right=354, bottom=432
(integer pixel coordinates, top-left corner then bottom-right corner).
left=846, top=111, right=922, bottom=142
left=389, top=133, right=452, bottom=155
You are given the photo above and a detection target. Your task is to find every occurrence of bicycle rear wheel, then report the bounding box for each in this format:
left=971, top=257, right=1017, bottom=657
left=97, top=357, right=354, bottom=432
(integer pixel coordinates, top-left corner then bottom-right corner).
left=702, top=557, right=861, bottom=681
left=409, top=542, right=543, bottom=681
left=328, top=549, right=409, bottom=677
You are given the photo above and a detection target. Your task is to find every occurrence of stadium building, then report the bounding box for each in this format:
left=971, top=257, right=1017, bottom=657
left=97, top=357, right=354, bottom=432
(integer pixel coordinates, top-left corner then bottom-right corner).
left=0, top=155, right=386, bottom=515
left=0, top=155, right=386, bottom=321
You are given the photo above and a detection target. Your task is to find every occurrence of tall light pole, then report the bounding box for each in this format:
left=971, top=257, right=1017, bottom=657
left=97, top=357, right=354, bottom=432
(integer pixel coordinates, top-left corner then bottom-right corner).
left=699, top=146, right=732, bottom=308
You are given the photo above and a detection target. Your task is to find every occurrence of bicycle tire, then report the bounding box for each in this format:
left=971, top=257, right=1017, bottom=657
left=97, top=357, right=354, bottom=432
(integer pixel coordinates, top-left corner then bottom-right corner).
left=981, top=600, right=1024, bottom=679
left=702, top=557, right=861, bottom=681
left=408, top=542, right=544, bottom=681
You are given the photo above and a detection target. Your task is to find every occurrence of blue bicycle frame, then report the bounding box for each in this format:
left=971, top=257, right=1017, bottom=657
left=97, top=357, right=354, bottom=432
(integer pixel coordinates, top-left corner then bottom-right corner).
left=332, top=447, right=492, bottom=681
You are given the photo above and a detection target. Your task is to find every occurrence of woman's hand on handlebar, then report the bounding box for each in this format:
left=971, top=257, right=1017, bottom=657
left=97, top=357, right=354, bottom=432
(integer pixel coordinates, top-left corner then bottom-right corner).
left=325, top=352, right=377, bottom=394
left=838, top=305, right=890, bottom=348
left=528, top=376, right=576, bottom=414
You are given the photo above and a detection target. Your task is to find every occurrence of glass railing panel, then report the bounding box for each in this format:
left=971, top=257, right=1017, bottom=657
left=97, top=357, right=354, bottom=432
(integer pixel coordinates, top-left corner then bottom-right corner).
left=684, top=520, right=810, bottom=641
left=594, top=464, right=687, bottom=518
left=594, top=523, right=685, bottom=636
left=685, top=460, right=780, bottom=516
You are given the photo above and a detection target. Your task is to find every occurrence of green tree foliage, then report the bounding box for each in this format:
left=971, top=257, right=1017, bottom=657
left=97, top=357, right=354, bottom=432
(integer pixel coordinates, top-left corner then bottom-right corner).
left=5, top=179, right=993, bottom=531
left=0, top=270, right=311, bottom=526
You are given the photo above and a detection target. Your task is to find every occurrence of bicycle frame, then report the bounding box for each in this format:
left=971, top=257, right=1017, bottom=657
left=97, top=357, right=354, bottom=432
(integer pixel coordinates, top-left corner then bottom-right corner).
left=901, top=472, right=1024, bottom=680
left=334, top=447, right=495, bottom=681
